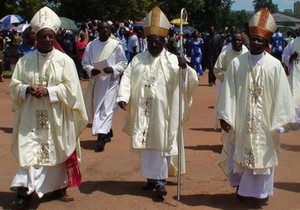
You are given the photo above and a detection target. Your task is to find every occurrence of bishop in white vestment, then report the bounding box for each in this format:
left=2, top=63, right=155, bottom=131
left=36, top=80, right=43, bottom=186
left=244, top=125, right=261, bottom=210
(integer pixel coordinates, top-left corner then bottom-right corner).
left=117, top=6, right=198, bottom=198
left=9, top=6, right=88, bottom=209
left=217, top=8, right=295, bottom=207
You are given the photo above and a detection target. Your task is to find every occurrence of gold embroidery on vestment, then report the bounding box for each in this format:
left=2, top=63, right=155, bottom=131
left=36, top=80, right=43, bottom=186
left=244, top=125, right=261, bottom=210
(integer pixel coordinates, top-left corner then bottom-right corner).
left=36, top=110, right=49, bottom=129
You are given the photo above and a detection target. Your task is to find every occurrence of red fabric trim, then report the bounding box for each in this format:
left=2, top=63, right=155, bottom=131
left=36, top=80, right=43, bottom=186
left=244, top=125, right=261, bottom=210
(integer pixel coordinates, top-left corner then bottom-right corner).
left=66, top=151, right=82, bottom=187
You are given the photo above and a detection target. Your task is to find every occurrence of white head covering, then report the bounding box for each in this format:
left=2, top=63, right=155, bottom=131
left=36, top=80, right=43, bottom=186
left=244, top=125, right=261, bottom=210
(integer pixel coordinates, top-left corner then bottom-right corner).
left=248, top=7, right=277, bottom=40
left=30, top=6, right=61, bottom=33
left=142, top=6, right=171, bottom=37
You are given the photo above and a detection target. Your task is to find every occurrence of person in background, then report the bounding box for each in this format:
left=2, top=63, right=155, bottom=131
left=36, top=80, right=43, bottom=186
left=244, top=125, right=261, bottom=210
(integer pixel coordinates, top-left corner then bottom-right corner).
left=9, top=6, right=88, bottom=209
left=167, top=29, right=178, bottom=55
left=76, top=32, right=89, bottom=80
left=5, top=35, right=22, bottom=73
left=203, top=26, right=223, bottom=86
left=117, top=6, right=198, bottom=199
left=19, top=25, right=36, bottom=56
left=270, top=28, right=284, bottom=61
left=127, top=28, right=139, bottom=62
left=189, top=29, right=204, bottom=77
left=82, top=21, right=127, bottom=152
left=61, top=30, right=74, bottom=58
left=213, top=29, right=248, bottom=128
left=217, top=8, right=295, bottom=208
left=0, top=30, right=5, bottom=82
left=282, top=26, right=300, bottom=129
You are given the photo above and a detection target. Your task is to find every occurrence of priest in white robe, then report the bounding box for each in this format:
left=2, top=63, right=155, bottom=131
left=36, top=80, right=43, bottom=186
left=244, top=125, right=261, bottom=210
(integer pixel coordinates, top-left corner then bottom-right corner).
left=82, top=21, right=127, bottom=152
left=282, top=32, right=300, bottom=129
left=217, top=8, right=295, bottom=207
left=9, top=6, right=88, bottom=209
left=117, top=6, right=198, bottom=198
left=213, top=30, right=248, bottom=128
left=214, top=30, right=248, bottom=188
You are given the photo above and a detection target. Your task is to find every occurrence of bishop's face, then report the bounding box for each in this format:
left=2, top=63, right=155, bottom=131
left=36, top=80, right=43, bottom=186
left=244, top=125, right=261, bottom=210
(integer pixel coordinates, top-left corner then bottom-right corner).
left=36, top=28, right=55, bottom=53
left=147, top=35, right=165, bottom=57
left=249, top=35, right=267, bottom=54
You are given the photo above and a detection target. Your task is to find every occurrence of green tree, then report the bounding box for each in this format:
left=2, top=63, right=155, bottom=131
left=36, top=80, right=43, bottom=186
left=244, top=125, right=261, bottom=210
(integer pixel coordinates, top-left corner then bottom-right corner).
left=0, top=0, right=249, bottom=37
left=56, top=0, right=154, bottom=22
left=0, top=0, right=55, bottom=23
left=252, top=0, right=278, bottom=13
left=193, top=0, right=234, bottom=32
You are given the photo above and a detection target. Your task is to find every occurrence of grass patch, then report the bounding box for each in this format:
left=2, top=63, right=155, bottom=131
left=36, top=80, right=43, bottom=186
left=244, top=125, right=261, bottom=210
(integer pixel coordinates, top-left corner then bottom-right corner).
left=3, top=70, right=12, bottom=78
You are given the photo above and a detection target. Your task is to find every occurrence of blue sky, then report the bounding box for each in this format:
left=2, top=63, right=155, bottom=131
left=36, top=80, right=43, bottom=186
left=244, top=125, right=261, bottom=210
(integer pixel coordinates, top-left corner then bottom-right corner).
left=231, top=0, right=295, bottom=11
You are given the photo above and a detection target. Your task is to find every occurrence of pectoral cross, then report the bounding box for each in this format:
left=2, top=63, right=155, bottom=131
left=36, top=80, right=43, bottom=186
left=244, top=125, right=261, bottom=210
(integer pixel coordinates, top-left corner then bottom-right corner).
left=250, top=83, right=261, bottom=104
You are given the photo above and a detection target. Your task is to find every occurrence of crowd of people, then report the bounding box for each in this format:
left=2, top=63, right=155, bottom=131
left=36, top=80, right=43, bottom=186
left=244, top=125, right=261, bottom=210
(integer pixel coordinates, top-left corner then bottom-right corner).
left=1, top=10, right=297, bottom=84
left=1, top=5, right=299, bottom=210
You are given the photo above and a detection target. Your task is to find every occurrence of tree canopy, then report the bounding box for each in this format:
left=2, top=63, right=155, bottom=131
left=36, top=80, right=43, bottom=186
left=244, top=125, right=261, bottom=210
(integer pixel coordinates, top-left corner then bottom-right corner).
left=252, top=0, right=278, bottom=13
left=0, top=0, right=253, bottom=33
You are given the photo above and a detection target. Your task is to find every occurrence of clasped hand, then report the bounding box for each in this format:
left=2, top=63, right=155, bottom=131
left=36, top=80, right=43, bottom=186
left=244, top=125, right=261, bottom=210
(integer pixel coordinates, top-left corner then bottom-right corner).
left=91, top=67, right=113, bottom=76
left=27, top=85, right=48, bottom=98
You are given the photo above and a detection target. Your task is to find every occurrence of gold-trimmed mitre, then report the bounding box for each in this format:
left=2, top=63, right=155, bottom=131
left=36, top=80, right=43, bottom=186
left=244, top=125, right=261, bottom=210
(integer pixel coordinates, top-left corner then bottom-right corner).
left=143, top=6, right=171, bottom=37
left=30, top=6, right=61, bottom=33
left=249, top=7, right=277, bottom=40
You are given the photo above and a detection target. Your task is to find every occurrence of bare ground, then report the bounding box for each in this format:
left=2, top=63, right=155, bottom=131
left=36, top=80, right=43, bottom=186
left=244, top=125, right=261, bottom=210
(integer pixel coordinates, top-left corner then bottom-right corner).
left=0, top=72, right=299, bottom=210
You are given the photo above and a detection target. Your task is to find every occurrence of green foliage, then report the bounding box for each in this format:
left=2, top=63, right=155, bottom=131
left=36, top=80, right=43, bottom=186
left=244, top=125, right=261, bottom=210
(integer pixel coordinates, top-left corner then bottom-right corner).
left=252, top=0, right=278, bottom=13
left=0, top=0, right=251, bottom=34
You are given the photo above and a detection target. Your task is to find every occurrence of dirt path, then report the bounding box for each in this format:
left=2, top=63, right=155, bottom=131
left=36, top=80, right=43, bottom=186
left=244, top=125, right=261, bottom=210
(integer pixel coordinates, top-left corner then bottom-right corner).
left=0, top=72, right=299, bottom=210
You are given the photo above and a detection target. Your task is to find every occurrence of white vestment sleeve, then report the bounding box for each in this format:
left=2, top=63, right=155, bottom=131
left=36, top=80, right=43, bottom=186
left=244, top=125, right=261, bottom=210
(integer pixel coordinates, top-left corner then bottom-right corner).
left=19, top=84, right=29, bottom=100
left=47, top=86, right=59, bottom=102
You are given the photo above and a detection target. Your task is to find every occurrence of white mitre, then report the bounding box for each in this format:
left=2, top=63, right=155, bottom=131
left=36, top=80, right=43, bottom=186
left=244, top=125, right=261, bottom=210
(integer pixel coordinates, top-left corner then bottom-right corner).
left=30, top=6, right=61, bottom=33
left=142, top=6, right=171, bottom=37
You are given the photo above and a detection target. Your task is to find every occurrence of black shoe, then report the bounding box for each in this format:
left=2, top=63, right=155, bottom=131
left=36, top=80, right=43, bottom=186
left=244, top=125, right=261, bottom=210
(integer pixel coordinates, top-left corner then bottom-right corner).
left=95, top=144, right=105, bottom=152
left=51, top=188, right=66, bottom=200
left=142, top=182, right=156, bottom=190
left=51, top=188, right=74, bottom=202
left=251, top=196, right=269, bottom=207
left=11, top=197, right=31, bottom=209
left=96, top=134, right=106, bottom=152
left=155, top=185, right=167, bottom=197
left=106, top=129, right=113, bottom=143
left=237, top=194, right=268, bottom=208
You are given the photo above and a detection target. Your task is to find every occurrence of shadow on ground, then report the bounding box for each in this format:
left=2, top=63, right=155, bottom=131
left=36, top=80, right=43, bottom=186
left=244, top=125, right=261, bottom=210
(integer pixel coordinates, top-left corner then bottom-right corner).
left=190, top=127, right=221, bottom=132
left=80, top=139, right=97, bottom=151
left=79, top=180, right=170, bottom=203
left=0, top=127, right=13, bottom=133
left=185, top=144, right=222, bottom=153
left=178, top=193, right=256, bottom=210
left=275, top=182, right=300, bottom=193
left=0, top=191, right=71, bottom=210
left=281, top=143, right=300, bottom=152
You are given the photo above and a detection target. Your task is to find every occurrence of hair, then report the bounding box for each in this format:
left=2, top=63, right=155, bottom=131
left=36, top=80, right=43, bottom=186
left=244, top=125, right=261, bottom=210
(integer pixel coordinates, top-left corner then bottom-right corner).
left=231, top=29, right=242, bottom=36
left=22, top=26, right=33, bottom=39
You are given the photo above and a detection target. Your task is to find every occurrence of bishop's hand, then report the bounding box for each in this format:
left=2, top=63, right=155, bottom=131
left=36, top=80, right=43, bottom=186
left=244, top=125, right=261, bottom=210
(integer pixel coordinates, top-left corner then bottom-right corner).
left=91, top=68, right=101, bottom=76
left=177, top=56, right=187, bottom=69
left=220, top=119, right=231, bottom=133
left=118, top=101, right=127, bottom=111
